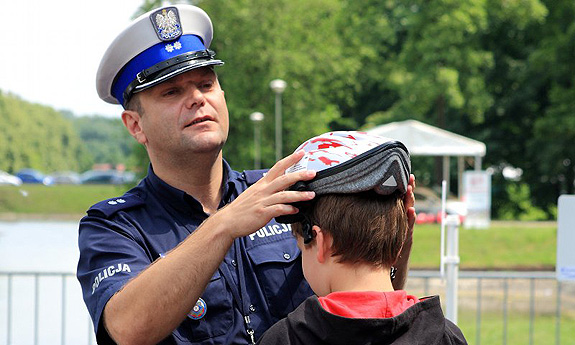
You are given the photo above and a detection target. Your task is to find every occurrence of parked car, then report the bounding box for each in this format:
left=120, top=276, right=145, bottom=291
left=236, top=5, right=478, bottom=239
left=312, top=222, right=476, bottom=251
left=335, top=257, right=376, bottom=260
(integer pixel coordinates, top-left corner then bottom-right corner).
left=0, top=170, right=23, bottom=186
left=414, top=186, right=467, bottom=224
left=80, top=170, right=135, bottom=185
left=15, top=169, right=53, bottom=185
left=49, top=171, right=82, bottom=184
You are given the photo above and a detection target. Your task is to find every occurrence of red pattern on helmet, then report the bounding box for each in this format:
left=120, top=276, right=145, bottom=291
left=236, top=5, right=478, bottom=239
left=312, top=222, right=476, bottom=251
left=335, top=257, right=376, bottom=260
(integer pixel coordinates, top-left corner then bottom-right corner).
left=318, top=156, right=340, bottom=166
left=310, top=138, right=351, bottom=150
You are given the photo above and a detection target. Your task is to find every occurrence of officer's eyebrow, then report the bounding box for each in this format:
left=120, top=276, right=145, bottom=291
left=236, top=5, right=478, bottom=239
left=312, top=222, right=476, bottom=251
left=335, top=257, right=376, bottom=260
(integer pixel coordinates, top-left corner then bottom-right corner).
left=162, top=67, right=216, bottom=86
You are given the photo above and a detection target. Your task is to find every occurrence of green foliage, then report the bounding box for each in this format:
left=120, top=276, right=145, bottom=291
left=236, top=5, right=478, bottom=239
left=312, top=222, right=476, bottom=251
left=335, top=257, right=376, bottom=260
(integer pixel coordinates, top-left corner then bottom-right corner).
left=2, top=0, right=573, bottom=222
left=364, top=0, right=495, bottom=127
left=71, top=115, right=134, bottom=168
left=527, top=19, right=575, bottom=207
left=494, top=182, right=549, bottom=221
left=193, top=0, right=358, bottom=169
left=0, top=92, right=92, bottom=173
left=131, top=142, right=150, bottom=179
left=138, top=0, right=575, bottom=220
left=476, top=0, right=573, bottom=216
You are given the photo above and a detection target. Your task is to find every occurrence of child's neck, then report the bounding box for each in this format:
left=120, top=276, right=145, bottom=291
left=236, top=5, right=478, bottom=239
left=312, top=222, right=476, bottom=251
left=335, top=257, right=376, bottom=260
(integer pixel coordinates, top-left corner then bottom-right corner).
left=329, top=263, right=395, bottom=293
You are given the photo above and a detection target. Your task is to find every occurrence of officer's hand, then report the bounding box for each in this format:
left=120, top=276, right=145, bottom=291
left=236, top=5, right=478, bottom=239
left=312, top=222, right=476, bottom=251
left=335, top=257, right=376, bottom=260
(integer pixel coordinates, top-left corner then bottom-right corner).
left=212, top=150, right=316, bottom=240
left=392, top=174, right=416, bottom=290
left=405, top=174, right=416, bottom=229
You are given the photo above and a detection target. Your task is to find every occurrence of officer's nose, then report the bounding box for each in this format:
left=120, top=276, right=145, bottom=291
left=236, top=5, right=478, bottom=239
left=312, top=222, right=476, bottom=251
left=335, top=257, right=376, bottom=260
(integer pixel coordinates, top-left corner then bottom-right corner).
left=184, top=86, right=206, bottom=109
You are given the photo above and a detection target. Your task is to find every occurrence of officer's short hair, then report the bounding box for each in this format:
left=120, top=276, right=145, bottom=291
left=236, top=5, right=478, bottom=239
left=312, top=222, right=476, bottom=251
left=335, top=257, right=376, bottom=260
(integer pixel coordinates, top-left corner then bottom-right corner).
left=125, top=93, right=143, bottom=114
left=292, top=190, right=407, bottom=267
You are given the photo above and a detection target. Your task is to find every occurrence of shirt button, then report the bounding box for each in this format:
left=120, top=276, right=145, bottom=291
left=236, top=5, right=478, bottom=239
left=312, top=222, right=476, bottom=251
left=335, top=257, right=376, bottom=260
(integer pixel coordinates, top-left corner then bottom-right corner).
left=283, top=253, right=291, bottom=260
left=249, top=304, right=256, bottom=312
left=231, top=259, right=237, bottom=267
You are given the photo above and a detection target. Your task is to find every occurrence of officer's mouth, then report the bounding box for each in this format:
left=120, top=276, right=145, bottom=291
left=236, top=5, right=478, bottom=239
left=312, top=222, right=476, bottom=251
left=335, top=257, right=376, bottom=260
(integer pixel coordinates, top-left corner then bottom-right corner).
left=184, top=115, right=214, bottom=128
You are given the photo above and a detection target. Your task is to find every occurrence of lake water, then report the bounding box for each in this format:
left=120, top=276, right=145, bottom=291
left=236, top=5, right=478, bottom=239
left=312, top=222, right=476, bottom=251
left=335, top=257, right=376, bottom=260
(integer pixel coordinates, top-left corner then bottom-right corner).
left=0, top=220, right=96, bottom=345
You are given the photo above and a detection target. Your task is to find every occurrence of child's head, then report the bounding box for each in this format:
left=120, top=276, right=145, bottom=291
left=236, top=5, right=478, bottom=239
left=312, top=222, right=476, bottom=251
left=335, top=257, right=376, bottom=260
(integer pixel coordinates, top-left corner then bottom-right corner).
left=276, top=131, right=411, bottom=295
left=291, top=190, right=407, bottom=267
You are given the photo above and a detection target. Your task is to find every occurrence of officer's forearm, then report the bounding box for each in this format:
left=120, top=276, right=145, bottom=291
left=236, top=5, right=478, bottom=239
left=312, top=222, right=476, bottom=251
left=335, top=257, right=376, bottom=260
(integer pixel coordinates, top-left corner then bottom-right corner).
left=102, top=215, right=234, bottom=345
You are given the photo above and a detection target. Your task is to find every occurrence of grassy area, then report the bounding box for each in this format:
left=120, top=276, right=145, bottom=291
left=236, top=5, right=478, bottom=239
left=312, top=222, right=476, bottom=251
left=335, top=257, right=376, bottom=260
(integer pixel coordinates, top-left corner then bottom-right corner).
left=0, top=185, right=558, bottom=270
left=458, top=310, right=575, bottom=345
left=0, top=184, right=131, bottom=217
left=407, top=222, right=557, bottom=270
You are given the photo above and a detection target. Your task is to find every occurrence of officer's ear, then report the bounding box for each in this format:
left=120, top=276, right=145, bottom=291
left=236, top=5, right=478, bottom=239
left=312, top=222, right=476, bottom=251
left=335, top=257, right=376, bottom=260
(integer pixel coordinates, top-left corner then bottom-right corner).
left=122, top=109, right=147, bottom=146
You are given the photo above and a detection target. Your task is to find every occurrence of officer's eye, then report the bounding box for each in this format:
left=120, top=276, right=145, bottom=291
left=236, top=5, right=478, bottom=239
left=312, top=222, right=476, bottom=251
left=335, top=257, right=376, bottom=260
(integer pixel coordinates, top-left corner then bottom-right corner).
left=200, top=81, right=214, bottom=90
left=162, top=88, right=179, bottom=97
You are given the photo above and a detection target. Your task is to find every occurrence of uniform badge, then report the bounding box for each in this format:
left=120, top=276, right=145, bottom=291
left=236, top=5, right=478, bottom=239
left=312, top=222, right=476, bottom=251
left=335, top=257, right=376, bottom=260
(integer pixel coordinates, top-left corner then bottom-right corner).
left=187, top=298, right=207, bottom=320
left=150, top=7, right=182, bottom=42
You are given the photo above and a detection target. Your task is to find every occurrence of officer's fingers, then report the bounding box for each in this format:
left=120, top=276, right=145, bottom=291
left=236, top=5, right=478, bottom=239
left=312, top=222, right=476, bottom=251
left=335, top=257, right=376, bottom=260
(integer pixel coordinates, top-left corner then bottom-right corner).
left=409, top=174, right=416, bottom=190
left=264, top=204, right=300, bottom=218
left=264, top=150, right=306, bottom=180
left=269, top=169, right=316, bottom=193
left=404, top=184, right=415, bottom=210
left=407, top=206, right=416, bottom=231
left=265, top=190, right=315, bottom=207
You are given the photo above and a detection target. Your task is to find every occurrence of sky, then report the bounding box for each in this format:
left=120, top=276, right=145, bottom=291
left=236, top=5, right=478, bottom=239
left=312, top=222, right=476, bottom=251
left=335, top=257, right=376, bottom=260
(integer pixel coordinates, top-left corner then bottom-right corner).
left=0, top=0, right=148, bottom=117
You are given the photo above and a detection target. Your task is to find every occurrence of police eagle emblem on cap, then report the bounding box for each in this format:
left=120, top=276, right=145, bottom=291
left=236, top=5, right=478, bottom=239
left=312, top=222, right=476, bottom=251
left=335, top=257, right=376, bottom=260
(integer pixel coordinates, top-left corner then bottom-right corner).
left=150, top=7, right=182, bottom=41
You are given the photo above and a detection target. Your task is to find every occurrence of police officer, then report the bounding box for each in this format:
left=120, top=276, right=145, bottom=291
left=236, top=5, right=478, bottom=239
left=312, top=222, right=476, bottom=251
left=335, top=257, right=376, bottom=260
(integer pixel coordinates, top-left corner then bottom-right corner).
left=77, top=4, right=416, bottom=345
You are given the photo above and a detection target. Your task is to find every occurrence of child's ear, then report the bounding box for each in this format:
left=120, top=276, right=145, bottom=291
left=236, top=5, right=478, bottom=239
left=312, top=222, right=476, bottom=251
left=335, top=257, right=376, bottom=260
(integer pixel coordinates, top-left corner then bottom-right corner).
left=314, top=225, right=332, bottom=264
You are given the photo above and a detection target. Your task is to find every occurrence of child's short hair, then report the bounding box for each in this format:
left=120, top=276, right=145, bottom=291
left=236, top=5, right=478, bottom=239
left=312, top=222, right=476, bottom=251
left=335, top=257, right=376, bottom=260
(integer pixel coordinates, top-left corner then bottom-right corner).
left=292, top=190, right=407, bottom=267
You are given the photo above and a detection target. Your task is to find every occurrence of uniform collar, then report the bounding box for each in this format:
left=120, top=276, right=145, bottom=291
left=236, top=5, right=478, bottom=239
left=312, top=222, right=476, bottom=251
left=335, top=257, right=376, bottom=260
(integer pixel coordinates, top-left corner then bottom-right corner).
left=145, top=160, right=239, bottom=215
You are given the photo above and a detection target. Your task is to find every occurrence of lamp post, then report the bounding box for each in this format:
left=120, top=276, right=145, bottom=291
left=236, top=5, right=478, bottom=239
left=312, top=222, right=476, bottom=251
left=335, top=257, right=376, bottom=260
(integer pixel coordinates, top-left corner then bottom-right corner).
left=269, top=79, right=287, bottom=161
left=249, top=112, right=265, bottom=169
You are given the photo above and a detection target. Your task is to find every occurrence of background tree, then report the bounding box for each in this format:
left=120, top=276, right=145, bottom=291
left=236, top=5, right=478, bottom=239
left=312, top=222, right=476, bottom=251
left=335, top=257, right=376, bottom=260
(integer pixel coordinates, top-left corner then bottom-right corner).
left=474, top=0, right=569, bottom=218
left=0, top=91, right=91, bottom=174
left=129, top=0, right=575, bottom=219
left=196, top=0, right=365, bottom=170
left=525, top=0, right=575, bottom=212
left=2, top=0, right=572, bottom=220
left=71, top=115, right=134, bottom=169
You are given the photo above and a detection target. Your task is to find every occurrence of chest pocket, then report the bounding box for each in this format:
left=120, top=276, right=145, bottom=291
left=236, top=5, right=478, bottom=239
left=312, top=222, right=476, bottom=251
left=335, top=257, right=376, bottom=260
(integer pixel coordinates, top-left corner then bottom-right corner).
left=246, top=238, right=313, bottom=321
left=172, top=270, right=233, bottom=343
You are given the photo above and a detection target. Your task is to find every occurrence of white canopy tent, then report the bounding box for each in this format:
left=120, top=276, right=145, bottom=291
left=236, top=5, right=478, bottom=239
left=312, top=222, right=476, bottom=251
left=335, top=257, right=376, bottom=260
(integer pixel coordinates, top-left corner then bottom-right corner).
left=366, top=119, right=486, bottom=198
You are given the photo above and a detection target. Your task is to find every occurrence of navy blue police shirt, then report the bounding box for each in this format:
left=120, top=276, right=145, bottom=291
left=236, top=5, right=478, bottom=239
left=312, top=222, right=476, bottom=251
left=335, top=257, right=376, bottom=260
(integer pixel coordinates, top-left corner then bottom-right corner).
left=76, top=161, right=313, bottom=345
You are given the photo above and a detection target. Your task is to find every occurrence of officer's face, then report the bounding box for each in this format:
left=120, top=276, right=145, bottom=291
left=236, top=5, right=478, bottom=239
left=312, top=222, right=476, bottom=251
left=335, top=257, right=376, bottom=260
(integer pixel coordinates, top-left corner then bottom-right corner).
left=135, top=67, right=229, bottom=157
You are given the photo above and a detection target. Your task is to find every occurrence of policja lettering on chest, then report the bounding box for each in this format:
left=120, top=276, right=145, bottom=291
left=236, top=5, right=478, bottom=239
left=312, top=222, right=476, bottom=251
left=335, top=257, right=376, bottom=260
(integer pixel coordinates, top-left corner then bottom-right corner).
left=248, top=223, right=292, bottom=241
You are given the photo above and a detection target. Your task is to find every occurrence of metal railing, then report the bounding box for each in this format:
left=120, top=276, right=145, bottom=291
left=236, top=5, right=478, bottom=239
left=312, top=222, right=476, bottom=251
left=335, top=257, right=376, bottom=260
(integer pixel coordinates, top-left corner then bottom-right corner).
left=1, top=272, right=95, bottom=345
left=1, top=271, right=573, bottom=345
left=408, top=271, right=575, bottom=345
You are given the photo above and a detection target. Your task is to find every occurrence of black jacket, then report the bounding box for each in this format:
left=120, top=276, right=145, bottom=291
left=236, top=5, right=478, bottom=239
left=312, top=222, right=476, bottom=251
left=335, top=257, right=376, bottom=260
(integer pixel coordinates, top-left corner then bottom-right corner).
left=257, top=295, right=468, bottom=345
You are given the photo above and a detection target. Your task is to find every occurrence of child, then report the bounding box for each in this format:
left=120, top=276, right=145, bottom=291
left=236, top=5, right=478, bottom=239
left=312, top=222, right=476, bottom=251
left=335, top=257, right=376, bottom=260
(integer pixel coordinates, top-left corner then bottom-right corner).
left=258, top=131, right=467, bottom=345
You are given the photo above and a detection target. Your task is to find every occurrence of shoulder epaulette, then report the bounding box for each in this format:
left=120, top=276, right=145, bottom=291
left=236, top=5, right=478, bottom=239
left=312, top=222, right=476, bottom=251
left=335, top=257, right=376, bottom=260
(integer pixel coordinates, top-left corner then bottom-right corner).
left=242, top=169, right=269, bottom=186
left=87, top=193, right=146, bottom=218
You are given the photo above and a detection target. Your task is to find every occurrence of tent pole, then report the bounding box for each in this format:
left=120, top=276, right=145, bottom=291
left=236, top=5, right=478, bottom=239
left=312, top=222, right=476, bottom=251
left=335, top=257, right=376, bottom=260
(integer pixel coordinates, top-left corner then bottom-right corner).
left=458, top=156, right=464, bottom=200
left=443, top=156, right=450, bottom=194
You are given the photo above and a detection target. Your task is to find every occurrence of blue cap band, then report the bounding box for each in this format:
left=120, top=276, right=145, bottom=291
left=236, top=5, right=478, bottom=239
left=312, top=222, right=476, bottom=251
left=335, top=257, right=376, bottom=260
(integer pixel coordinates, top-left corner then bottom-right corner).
left=112, top=34, right=206, bottom=105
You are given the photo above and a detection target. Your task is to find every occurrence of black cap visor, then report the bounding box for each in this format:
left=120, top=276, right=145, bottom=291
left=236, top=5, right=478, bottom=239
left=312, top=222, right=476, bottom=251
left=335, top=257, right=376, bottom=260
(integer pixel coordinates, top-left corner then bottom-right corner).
left=122, top=50, right=223, bottom=107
